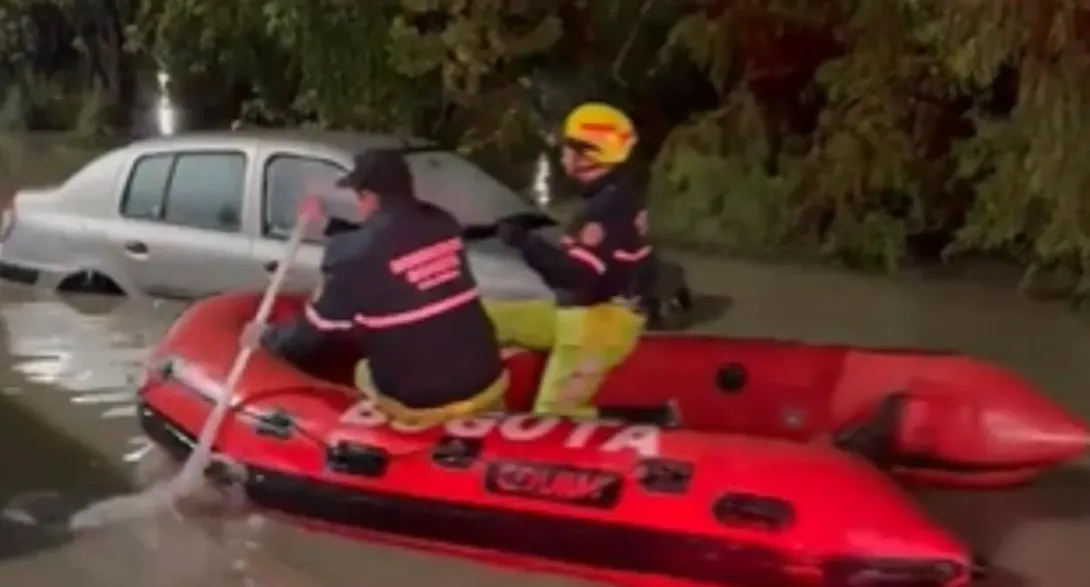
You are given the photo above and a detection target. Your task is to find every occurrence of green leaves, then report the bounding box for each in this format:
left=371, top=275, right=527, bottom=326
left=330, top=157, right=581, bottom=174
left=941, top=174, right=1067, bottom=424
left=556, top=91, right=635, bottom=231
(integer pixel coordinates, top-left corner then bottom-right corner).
left=389, top=0, right=561, bottom=104
left=645, top=0, right=1090, bottom=282
left=648, top=87, right=801, bottom=254
left=5, top=0, right=1090, bottom=297
left=953, top=45, right=1090, bottom=283
left=659, top=12, right=732, bottom=94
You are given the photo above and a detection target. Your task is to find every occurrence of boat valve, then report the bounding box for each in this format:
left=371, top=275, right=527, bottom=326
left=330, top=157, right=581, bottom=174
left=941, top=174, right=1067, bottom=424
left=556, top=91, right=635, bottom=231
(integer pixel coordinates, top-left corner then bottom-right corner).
left=637, top=458, right=693, bottom=494
left=134, top=356, right=176, bottom=393
left=253, top=409, right=294, bottom=440
left=151, top=356, right=176, bottom=380
left=326, top=441, right=390, bottom=478
left=431, top=435, right=483, bottom=470
left=715, top=363, right=748, bottom=394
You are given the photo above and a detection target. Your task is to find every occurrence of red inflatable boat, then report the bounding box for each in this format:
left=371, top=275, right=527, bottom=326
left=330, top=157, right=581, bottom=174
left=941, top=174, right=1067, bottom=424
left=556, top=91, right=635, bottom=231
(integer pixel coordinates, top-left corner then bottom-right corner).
left=137, top=292, right=1071, bottom=587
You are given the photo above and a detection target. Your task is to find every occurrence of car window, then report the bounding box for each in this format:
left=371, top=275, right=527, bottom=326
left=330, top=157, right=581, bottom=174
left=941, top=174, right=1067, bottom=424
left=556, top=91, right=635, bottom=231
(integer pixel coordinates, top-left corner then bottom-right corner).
left=163, top=152, right=246, bottom=232
left=406, top=151, right=533, bottom=227
left=262, top=154, right=352, bottom=241
left=121, top=154, right=173, bottom=220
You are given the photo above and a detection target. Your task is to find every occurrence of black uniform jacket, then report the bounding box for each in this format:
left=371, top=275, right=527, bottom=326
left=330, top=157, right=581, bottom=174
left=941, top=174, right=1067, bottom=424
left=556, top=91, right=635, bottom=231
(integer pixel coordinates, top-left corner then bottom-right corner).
left=263, top=203, right=503, bottom=409
left=513, top=165, right=654, bottom=307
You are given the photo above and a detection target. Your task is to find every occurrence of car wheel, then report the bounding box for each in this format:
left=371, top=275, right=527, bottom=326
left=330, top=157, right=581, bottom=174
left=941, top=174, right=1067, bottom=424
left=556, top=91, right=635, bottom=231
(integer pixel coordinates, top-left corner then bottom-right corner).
left=57, top=270, right=124, bottom=295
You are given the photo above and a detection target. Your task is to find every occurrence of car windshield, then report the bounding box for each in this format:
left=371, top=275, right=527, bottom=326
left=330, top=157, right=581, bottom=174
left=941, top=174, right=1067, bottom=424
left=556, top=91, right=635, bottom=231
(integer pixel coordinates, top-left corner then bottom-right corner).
left=405, top=150, right=551, bottom=229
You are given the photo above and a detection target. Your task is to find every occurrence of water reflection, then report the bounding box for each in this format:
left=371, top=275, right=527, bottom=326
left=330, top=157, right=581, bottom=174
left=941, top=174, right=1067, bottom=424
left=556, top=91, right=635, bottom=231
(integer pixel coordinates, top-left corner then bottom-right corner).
left=0, top=391, right=127, bottom=565
left=0, top=285, right=594, bottom=587
left=0, top=284, right=179, bottom=462
left=1, top=293, right=154, bottom=398
left=0, top=285, right=268, bottom=585
left=916, top=467, right=1090, bottom=587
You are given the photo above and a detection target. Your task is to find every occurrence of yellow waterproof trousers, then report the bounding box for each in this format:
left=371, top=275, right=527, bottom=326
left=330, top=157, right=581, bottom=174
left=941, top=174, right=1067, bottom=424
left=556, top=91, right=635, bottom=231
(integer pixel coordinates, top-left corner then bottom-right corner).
left=354, top=361, right=508, bottom=428
left=482, top=299, right=645, bottom=419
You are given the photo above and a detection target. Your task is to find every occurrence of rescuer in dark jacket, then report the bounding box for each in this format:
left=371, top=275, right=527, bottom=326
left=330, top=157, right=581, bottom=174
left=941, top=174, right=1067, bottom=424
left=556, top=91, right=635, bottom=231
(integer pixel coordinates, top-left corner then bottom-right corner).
left=247, top=149, right=508, bottom=427
left=487, top=102, right=652, bottom=419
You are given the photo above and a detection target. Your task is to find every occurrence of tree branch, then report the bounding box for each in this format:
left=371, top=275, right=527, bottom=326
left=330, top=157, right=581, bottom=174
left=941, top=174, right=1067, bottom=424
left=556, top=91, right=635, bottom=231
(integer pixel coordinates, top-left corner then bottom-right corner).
left=611, top=0, right=658, bottom=86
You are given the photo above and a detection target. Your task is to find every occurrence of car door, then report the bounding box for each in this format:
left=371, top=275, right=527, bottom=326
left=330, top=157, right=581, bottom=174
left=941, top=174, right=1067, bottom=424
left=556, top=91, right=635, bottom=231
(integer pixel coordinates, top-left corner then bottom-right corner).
left=250, top=152, right=350, bottom=294
left=108, top=150, right=259, bottom=298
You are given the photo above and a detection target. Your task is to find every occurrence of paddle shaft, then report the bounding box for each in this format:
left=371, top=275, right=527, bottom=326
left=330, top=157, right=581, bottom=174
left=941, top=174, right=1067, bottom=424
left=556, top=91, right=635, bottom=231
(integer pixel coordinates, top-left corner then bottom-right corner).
left=175, top=221, right=309, bottom=487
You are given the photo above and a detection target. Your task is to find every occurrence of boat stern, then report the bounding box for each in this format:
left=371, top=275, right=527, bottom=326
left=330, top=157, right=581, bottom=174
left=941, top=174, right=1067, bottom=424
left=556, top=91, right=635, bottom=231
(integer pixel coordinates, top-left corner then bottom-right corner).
left=807, top=458, right=975, bottom=586
left=703, top=438, right=975, bottom=586
left=834, top=352, right=1090, bottom=486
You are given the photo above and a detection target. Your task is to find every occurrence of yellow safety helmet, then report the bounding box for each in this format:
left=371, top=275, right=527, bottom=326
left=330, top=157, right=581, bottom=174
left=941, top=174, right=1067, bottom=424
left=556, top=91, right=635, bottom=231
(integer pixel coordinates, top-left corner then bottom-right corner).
left=561, top=102, right=638, bottom=166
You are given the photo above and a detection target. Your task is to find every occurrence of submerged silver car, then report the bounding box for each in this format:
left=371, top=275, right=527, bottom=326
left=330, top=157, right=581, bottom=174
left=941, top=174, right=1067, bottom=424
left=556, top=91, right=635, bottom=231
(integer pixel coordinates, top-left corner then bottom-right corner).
left=0, top=130, right=691, bottom=324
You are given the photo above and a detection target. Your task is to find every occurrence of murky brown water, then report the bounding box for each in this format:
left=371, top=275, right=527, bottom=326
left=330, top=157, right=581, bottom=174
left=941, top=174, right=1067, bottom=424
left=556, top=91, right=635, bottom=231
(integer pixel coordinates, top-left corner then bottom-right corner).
left=0, top=255, right=1088, bottom=587
left=0, top=283, right=596, bottom=587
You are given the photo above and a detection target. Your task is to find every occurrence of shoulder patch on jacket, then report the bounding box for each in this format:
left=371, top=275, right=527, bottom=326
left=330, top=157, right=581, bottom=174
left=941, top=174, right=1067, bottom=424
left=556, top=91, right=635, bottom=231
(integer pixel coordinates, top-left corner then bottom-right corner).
left=635, top=209, right=648, bottom=235
left=579, top=222, right=605, bottom=247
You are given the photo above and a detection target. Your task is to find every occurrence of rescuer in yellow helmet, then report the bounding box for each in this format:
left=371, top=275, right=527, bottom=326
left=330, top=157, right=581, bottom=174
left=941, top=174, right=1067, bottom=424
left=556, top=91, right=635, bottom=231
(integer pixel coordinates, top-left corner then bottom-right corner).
left=492, top=102, right=656, bottom=421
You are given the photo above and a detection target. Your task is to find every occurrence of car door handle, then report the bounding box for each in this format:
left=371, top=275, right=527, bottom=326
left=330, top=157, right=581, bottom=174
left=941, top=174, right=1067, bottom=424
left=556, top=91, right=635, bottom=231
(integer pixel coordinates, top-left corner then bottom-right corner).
left=263, top=260, right=278, bottom=273
left=123, top=240, right=148, bottom=255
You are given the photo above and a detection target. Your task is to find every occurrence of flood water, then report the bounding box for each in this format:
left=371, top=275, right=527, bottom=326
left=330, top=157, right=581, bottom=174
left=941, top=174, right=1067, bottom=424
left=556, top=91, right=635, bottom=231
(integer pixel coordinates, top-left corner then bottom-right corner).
left=0, top=283, right=595, bottom=587
left=0, top=254, right=1089, bottom=586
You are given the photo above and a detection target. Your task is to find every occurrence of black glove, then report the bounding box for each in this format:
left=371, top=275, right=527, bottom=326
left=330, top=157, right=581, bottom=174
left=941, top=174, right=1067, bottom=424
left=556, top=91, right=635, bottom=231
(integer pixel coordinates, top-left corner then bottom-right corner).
left=324, top=216, right=363, bottom=237
left=496, top=218, right=530, bottom=248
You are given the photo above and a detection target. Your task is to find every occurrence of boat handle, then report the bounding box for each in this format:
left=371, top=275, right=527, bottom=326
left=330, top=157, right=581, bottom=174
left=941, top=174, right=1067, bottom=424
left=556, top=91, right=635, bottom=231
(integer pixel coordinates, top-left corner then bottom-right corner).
left=326, top=441, right=390, bottom=478
left=712, top=492, right=795, bottom=532
left=637, top=458, right=693, bottom=494
left=431, top=435, right=482, bottom=469
left=253, top=409, right=294, bottom=440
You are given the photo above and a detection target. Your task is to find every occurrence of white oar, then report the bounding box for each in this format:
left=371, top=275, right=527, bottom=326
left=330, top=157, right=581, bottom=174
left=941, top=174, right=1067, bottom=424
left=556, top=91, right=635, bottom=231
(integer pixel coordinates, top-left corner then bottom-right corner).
left=68, top=218, right=310, bottom=530
left=172, top=219, right=309, bottom=491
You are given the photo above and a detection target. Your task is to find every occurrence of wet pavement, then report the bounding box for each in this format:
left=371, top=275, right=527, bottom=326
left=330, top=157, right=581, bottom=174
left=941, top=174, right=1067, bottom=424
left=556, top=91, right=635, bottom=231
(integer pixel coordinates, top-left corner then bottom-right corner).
left=1, top=254, right=1089, bottom=586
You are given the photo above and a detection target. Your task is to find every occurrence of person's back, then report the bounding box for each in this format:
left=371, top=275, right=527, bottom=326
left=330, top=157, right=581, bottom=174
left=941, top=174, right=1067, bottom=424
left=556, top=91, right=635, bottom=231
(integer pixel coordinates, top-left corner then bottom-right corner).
left=255, top=148, right=507, bottom=425
left=338, top=202, right=503, bottom=411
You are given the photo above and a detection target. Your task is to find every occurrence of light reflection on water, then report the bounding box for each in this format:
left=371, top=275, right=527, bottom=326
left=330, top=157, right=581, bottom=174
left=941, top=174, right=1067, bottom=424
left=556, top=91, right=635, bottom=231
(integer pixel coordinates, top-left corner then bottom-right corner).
left=0, top=290, right=165, bottom=413
left=0, top=286, right=176, bottom=469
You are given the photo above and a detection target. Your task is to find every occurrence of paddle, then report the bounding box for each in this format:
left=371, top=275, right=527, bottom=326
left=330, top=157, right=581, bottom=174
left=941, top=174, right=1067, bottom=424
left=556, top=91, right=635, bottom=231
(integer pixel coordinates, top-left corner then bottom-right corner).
left=172, top=217, right=309, bottom=490
left=67, top=212, right=311, bottom=531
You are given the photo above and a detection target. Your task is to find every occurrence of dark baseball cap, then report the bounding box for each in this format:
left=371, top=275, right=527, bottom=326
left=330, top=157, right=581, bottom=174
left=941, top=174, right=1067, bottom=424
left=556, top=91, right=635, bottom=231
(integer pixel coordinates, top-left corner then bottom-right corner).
left=335, top=149, right=414, bottom=198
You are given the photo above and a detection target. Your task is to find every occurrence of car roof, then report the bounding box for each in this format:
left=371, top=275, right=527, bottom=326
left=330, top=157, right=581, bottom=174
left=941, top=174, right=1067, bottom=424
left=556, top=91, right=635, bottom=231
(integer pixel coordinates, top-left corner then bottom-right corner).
left=122, top=129, right=438, bottom=156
